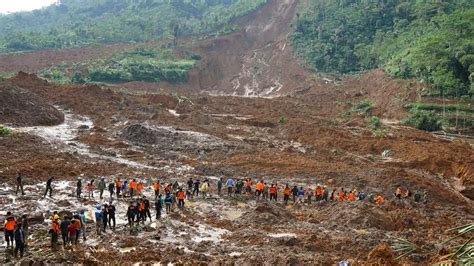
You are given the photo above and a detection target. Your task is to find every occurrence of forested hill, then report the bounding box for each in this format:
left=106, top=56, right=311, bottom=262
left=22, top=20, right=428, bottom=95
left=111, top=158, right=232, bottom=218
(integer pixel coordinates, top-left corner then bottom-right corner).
left=292, top=0, right=474, bottom=97
left=0, top=0, right=266, bottom=52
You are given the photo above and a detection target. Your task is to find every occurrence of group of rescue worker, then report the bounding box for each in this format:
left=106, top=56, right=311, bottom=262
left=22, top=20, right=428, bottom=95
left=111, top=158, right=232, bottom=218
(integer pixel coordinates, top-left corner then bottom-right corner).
left=4, top=174, right=427, bottom=258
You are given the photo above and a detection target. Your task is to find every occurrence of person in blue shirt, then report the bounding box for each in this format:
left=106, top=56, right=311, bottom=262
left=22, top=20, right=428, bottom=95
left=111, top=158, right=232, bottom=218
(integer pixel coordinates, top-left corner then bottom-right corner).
left=164, top=192, right=172, bottom=213
left=226, top=177, right=234, bottom=196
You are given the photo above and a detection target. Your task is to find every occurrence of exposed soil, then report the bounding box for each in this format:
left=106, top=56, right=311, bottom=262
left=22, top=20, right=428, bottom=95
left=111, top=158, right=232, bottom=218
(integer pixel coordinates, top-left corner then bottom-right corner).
left=0, top=78, right=64, bottom=126
left=0, top=0, right=472, bottom=264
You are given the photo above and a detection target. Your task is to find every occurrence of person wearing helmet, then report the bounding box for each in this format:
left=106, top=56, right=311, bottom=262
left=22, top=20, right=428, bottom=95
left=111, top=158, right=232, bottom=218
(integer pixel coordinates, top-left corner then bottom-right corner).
left=4, top=211, right=16, bottom=248
left=50, top=216, right=60, bottom=251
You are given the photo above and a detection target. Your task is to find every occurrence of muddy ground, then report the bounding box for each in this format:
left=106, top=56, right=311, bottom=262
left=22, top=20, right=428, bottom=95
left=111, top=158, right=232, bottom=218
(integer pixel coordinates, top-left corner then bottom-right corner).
left=0, top=0, right=473, bottom=264
left=0, top=70, right=472, bottom=265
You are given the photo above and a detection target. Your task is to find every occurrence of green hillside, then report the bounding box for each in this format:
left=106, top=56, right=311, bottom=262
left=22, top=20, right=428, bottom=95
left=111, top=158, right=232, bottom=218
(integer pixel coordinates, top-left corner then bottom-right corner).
left=292, top=0, right=474, bottom=97
left=0, top=0, right=266, bottom=52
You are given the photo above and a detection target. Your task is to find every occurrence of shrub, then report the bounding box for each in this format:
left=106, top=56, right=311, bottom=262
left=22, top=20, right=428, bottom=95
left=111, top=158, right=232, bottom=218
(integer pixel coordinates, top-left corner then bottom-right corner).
left=368, top=116, right=381, bottom=130
left=352, top=99, right=373, bottom=115
left=403, top=109, right=442, bottom=131
left=71, top=72, right=86, bottom=84
left=0, top=126, right=11, bottom=136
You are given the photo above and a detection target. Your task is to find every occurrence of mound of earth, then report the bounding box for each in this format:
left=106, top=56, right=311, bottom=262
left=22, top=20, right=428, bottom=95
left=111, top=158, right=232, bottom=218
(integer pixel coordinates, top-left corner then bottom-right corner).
left=240, top=203, right=294, bottom=225
left=0, top=81, right=64, bottom=126
left=120, top=124, right=234, bottom=153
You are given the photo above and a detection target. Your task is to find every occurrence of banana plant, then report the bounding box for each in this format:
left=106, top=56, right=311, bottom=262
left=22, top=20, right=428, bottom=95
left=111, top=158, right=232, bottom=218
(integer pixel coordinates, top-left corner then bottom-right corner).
left=439, top=223, right=474, bottom=265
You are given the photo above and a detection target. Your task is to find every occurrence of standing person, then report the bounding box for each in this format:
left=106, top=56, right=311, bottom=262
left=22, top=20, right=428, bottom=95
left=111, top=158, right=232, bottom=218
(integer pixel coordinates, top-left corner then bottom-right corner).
left=107, top=202, right=116, bottom=230
left=330, top=189, right=336, bottom=201
left=217, top=178, right=223, bottom=196
left=67, top=218, right=77, bottom=246
left=306, top=187, right=314, bottom=204
left=79, top=210, right=87, bottom=241
left=4, top=211, right=16, bottom=248
left=269, top=184, right=278, bottom=201
left=153, top=180, right=161, bottom=200
left=116, top=179, right=122, bottom=198
left=144, top=197, right=152, bottom=222
left=337, top=189, right=346, bottom=202
left=193, top=179, right=200, bottom=197
left=137, top=182, right=144, bottom=196
left=137, top=200, right=145, bottom=224
left=76, top=178, right=82, bottom=199
left=87, top=180, right=94, bottom=199
left=322, top=186, right=329, bottom=201
left=108, top=181, right=115, bottom=199
left=348, top=190, right=356, bottom=201
left=122, top=180, right=128, bottom=198
left=297, top=187, right=305, bottom=204
left=94, top=205, right=103, bottom=235
left=102, top=204, right=109, bottom=232
left=177, top=189, right=185, bottom=208
left=19, top=214, right=29, bottom=247
left=235, top=179, right=243, bottom=195
left=164, top=192, right=172, bottom=213
left=129, top=179, right=136, bottom=198
left=44, top=176, right=54, bottom=198
left=69, top=214, right=82, bottom=245
left=50, top=217, right=60, bottom=251
left=126, top=202, right=136, bottom=227
left=155, top=195, right=163, bottom=219
left=291, top=185, right=299, bottom=204
left=98, top=177, right=106, bottom=200
left=226, top=177, right=234, bottom=197
left=255, top=181, right=264, bottom=199
left=263, top=183, right=269, bottom=200
left=315, top=185, right=323, bottom=201
left=187, top=178, right=194, bottom=192
left=60, top=215, right=71, bottom=247
left=246, top=178, right=253, bottom=194
left=283, top=185, right=291, bottom=205
left=201, top=181, right=209, bottom=198
left=13, top=223, right=25, bottom=258
left=16, top=173, right=25, bottom=196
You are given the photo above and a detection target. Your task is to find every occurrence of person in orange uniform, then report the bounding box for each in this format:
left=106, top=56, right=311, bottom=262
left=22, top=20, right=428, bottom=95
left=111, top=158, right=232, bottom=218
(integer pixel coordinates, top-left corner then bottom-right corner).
left=137, top=181, right=144, bottom=196
left=115, top=179, right=122, bottom=198
left=50, top=217, right=60, bottom=251
left=269, top=184, right=278, bottom=201
left=315, top=185, right=323, bottom=201
left=283, top=185, right=291, bottom=205
left=129, top=179, right=136, bottom=198
left=177, top=189, right=186, bottom=208
left=4, top=211, right=16, bottom=248
left=337, top=189, right=346, bottom=202
left=246, top=179, right=253, bottom=194
left=153, top=180, right=161, bottom=200
left=376, top=194, right=384, bottom=205
left=255, top=181, right=264, bottom=199
left=348, top=190, right=356, bottom=201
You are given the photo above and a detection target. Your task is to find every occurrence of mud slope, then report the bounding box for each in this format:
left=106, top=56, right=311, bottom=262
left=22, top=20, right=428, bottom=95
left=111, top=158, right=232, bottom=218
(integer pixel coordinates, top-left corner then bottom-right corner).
left=185, top=0, right=312, bottom=96
left=0, top=78, right=64, bottom=126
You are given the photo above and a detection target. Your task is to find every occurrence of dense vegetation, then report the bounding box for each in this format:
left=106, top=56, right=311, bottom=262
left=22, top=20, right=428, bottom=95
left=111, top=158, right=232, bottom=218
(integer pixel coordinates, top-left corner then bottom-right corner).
left=40, top=47, right=198, bottom=83
left=0, top=0, right=266, bottom=52
left=292, top=0, right=474, bottom=97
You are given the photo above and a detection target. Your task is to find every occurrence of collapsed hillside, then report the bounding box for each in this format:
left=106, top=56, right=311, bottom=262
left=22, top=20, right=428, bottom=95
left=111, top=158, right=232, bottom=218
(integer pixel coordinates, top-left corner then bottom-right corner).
left=0, top=72, right=473, bottom=264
